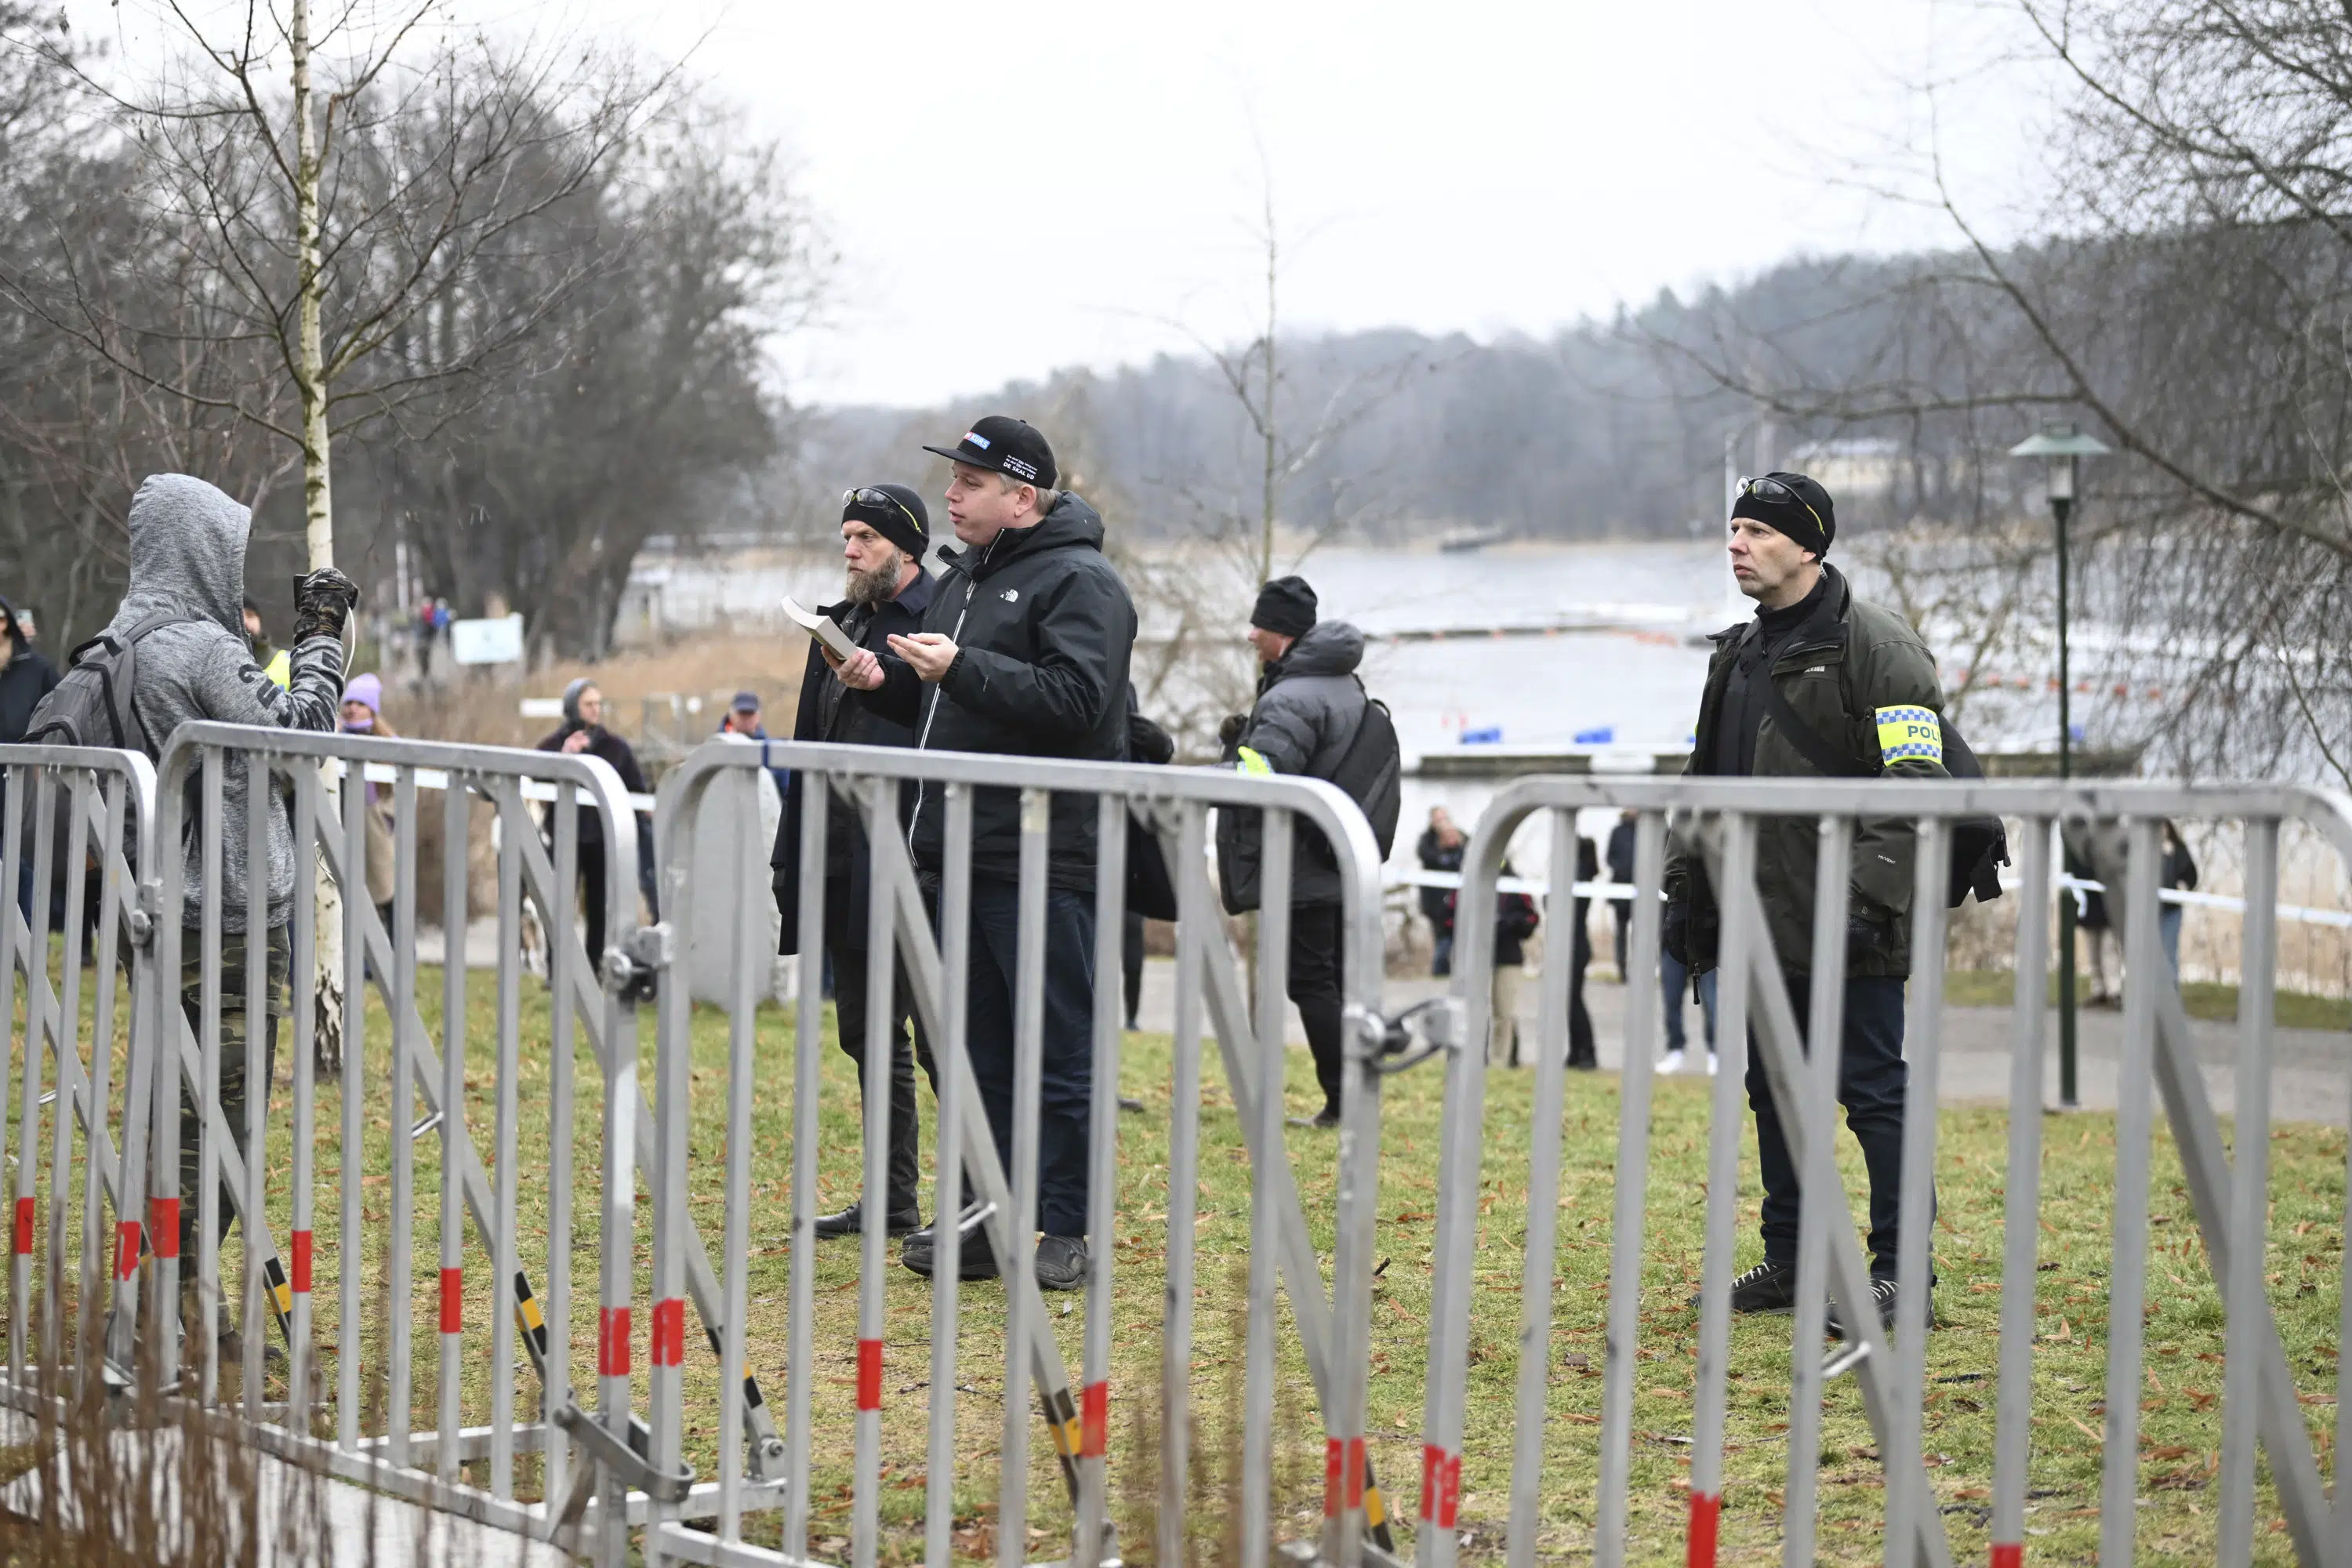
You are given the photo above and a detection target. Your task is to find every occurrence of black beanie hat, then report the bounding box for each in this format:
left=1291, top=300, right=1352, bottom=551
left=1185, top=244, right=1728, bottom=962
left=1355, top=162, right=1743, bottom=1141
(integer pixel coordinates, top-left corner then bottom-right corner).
left=1250, top=575, right=1318, bottom=638
left=843, top=482, right=930, bottom=561
left=1730, top=471, right=1836, bottom=559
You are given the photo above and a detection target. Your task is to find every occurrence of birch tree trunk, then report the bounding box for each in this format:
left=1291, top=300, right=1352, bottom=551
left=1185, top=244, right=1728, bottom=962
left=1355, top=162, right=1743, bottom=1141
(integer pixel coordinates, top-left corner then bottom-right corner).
left=292, top=0, right=347, bottom=1072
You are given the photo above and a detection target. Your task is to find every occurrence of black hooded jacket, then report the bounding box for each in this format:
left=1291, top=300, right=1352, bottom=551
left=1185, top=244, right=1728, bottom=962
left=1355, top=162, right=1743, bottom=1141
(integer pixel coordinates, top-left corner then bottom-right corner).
left=0, top=595, right=60, bottom=746
left=855, top=493, right=1136, bottom=890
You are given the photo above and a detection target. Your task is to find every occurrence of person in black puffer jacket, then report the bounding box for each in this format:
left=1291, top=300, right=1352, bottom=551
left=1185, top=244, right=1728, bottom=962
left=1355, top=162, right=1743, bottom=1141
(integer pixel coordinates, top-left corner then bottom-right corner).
left=833, top=417, right=1136, bottom=1293
left=535, top=678, right=652, bottom=968
left=0, top=593, right=61, bottom=920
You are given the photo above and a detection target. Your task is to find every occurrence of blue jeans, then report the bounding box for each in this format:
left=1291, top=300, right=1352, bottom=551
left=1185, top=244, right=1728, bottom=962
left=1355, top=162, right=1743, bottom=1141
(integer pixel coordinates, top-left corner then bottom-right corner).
left=952, top=877, right=1097, bottom=1238
left=1747, top=971, right=1916, bottom=1278
left=1660, top=952, right=1717, bottom=1054
left=2159, top=905, right=2183, bottom=975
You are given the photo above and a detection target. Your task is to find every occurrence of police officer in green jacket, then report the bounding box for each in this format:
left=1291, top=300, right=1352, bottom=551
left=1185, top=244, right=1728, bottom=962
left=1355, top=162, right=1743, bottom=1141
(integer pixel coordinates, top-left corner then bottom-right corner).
left=1663, top=471, right=1949, bottom=1335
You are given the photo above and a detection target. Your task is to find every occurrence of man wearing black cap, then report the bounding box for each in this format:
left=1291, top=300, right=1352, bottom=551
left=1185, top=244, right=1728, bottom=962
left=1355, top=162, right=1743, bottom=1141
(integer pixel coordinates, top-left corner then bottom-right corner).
left=832, top=418, right=1135, bottom=1290
left=1663, top=470, right=1950, bottom=1336
left=1218, top=574, right=1373, bottom=1127
left=773, top=481, right=940, bottom=1241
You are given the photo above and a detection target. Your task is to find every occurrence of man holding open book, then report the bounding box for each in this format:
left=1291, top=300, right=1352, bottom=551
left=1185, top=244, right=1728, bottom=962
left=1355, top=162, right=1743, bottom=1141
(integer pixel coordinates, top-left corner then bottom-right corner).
left=830, top=416, right=1137, bottom=1292
left=771, top=481, right=940, bottom=1243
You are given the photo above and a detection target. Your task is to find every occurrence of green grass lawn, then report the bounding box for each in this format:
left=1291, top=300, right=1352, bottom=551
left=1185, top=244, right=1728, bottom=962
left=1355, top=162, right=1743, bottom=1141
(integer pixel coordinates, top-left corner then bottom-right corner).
left=9, top=954, right=2347, bottom=1564
left=1943, top=967, right=2352, bottom=1031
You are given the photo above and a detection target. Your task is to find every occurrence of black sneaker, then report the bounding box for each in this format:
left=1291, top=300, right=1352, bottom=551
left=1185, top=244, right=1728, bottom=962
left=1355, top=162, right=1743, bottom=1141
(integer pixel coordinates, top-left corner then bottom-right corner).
left=1828, top=1277, right=1906, bottom=1340
left=1034, top=1235, right=1089, bottom=1292
left=814, top=1201, right=921, bottom=1240
left=1692, top=1259, right=1798, bottom=1315
left=1310, top=1104, right=1342, bottom=1129
left=901, top=1224, right=999, bottom=1280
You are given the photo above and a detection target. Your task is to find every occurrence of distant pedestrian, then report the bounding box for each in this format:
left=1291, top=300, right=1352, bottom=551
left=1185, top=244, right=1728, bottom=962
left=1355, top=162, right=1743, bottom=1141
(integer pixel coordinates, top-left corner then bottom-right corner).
left=535, top=680, right=652, bottom=968
left=339, top=673, right=397, bottom=935
left=721, top=689, right=789, bottom=802
left=1564, top=834, right=1599, bottom=1069
left=1417, top=806, right=1465, bottom=975
left=1657, top=952, right=1719, bottom=1076
left=2066, top=845, right=2118, bottom=1007
left=773, top=482, right=938, bottom=1241
left=0, top=593, right=63, bottom=919
left=1605, top=809, right=1637, bottom=979
left=28, top=475, right=353, bottom=1308
left=2158, top=820, right=2198, bottom=975
left=1459, top=860, right=1541, bottom=1065
left=830, top=419, right=1137, bottom=1290
left=1664, top=470, right=1947, bottom=1334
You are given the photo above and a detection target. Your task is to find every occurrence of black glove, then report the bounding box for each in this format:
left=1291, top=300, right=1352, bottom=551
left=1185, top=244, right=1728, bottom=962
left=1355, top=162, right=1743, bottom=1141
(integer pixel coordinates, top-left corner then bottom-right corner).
left=1217, top=713, right=1247, bottom=751
left=1661, top=898, right=1690, bottom=966
left=291, top=566, right=361, bottom=644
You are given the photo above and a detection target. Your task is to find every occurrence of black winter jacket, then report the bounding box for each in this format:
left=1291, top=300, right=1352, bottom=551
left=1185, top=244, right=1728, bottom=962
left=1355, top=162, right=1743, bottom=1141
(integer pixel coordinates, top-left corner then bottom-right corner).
left=771, top=569, right=934, bottom=953
left=855, top=495, right=1136, bottom=891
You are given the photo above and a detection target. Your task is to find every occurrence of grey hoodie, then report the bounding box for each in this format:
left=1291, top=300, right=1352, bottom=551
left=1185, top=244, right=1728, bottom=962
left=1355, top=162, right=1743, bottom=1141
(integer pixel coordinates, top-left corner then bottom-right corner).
left=107, top=474, right=343, bottom=932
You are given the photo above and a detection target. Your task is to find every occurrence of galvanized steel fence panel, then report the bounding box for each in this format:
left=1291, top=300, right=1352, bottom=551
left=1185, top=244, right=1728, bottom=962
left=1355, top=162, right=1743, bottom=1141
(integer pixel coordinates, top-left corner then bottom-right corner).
left=643, top=737, right=1399, bottom=1568
left=1413, top=775, right=2352, bottom=1568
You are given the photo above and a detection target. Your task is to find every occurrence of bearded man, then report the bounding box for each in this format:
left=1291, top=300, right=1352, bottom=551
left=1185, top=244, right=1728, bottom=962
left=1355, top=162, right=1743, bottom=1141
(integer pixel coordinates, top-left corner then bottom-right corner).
left=771, top=481, right=939, bottom=1243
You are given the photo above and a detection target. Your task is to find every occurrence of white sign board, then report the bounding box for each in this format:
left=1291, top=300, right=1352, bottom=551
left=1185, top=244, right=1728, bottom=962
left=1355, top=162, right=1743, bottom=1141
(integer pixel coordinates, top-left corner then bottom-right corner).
left=450, top=613, right=524, bottom=666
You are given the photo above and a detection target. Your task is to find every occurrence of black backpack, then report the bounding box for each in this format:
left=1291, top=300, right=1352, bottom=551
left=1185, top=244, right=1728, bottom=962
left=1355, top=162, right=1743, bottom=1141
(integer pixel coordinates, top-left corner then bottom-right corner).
left=23, top=611, right=189, bottom=755
left=1305, top=681, right=1402, bottom=867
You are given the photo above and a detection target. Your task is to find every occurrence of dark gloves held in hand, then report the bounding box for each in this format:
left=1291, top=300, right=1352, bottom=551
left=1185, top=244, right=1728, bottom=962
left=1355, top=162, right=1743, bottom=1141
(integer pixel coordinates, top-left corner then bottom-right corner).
left=291, top=566, right=361, bottom=644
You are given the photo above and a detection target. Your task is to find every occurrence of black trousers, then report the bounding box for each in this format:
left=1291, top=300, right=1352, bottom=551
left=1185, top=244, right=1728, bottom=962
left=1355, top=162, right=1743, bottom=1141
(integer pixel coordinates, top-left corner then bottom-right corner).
left=1122, top=909, right=1145, bottom=1028
left=1566, top=921, right=1595, bottom=1067
left=1746, top=971, right=1915, bottom=1277
left=953, top=877, right=1097, bottom=1238
left=1287, top=902, right=1345, bottom=1115
left=829, top=885, right=937, bottom=1217
left=576, top=836, right=609, bottom=968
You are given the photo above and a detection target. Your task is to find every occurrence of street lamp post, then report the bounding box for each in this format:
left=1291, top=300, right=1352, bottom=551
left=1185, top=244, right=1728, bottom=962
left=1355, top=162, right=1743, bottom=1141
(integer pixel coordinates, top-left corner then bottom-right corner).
left=2009, top=423, right=2110, bottom=1109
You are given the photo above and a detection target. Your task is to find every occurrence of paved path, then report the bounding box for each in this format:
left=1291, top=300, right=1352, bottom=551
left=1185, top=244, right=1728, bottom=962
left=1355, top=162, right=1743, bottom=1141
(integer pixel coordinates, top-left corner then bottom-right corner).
left=1128, top=957, right=2352, bottom=1128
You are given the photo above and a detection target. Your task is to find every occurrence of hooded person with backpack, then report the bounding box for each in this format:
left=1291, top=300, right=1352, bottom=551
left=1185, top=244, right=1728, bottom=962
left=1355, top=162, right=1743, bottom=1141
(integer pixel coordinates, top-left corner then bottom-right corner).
left=1218, top=575, right=1401, bottom=1127
left=27, top=473, right=354, bottom=1284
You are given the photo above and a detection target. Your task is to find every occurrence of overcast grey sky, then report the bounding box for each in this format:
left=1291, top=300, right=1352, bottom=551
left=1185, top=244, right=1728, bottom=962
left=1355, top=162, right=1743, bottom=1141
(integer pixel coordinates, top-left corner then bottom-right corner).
left=79, top=1, right=2055, bottom=409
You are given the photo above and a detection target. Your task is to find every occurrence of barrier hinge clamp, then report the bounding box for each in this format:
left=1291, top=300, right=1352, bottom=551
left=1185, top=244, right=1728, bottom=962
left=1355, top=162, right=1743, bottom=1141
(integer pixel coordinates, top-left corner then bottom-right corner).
left=1363, top=995, right=1465, bottom=1076
left=604, top=922, right=673, bottom=1004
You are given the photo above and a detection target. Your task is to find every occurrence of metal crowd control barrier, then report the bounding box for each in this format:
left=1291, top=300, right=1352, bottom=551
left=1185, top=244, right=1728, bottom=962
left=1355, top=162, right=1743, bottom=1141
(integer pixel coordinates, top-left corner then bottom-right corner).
left=0, top=745, right=159, bottom=1421
left=1412, top=775, right=2352, bottom=1568
left=643, top=737, right=1403, bottom=1568
left=107, top=722, right=673, bottom=1561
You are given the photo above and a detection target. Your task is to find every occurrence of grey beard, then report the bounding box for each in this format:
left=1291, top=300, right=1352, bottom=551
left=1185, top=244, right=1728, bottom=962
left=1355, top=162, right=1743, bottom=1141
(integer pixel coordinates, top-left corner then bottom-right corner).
left=845, top=557, right=899, bottom=607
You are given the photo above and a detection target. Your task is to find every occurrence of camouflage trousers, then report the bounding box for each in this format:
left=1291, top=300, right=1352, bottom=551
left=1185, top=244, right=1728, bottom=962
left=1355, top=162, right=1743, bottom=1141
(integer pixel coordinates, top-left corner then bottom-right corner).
left=176, top=924, right=288, bottom=1262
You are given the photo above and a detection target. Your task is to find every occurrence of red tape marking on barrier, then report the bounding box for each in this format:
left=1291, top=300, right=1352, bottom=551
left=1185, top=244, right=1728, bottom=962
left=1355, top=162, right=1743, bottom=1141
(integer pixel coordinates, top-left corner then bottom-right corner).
left=1344, top=1437, right=1365, bottom=1509
left=116, top=1221, right=140, bottom=1280
left=12, top=1196, right=31, bottom=1256
left=439, top=1267, right=462, bottom=1334
left=599, top=1306, right=630, bottom=1377
left=149, top=1199, right=179, bottom=1260
left=1324, top=1437, right=1342, bottom=1518
left=1686, top=1491, right=1721, bottom=1568
left=652, top=1298, right=684, bottom=1368
left=1080, top=1381, right=1109, bottom=1458
left=856, top=1338, right=883, bottom=1411
left=1989, top=1547, right=2023, bottom=1568
left=290, top=1230, right=312, bottom=1294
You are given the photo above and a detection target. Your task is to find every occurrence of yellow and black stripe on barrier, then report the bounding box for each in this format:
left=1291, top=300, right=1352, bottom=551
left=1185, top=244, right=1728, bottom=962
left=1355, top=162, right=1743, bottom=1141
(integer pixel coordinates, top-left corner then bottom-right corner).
left=515, top=1271, right=550, bottom=1360
left=1039, top=1381, right=1083, bottom=1504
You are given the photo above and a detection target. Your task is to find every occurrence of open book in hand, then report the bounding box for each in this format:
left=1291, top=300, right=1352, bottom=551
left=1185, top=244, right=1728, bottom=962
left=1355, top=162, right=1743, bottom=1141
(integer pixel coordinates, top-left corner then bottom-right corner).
left=782, top=597, right=861, bottom=663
